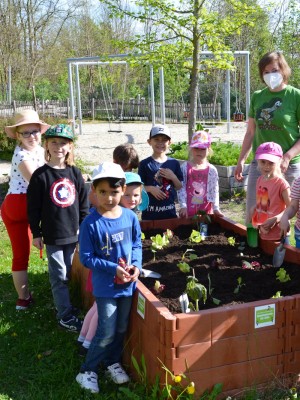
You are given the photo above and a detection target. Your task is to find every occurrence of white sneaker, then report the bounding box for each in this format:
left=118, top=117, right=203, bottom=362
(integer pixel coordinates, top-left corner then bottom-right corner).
left=76, top=371, right=99, bottom=393
left=106, top=363, right=130, bottom=384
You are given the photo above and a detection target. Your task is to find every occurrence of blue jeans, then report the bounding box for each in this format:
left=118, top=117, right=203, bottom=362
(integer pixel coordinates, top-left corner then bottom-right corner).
left=46, top=243, right=76, bottom=319
left=246, top=160, right=300, bottom=223
left=294, top=226, right=300, bottom=249
left=80, top=296, right=133, bottom=373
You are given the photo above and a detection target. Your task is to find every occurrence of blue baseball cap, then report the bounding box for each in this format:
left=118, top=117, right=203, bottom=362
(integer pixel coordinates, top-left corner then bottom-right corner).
left=125, top=172, right=149, bottom=211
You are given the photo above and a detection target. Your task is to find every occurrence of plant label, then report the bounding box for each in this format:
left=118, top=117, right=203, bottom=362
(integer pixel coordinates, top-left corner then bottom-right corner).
left=137, top=292, right=146, bottom=319
left=179, top=293, right=190, bottom=313
left=254, top=304, right=275, bottom=328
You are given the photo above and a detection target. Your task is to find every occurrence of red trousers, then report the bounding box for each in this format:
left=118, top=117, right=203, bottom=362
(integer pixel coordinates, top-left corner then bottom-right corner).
left=1, top=194, right=32, bottom=271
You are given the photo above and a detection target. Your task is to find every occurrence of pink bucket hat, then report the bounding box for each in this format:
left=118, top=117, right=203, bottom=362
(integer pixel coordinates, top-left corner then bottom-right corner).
left=255, top=142, right=283, bottom=163
left=5, top=109, right=50, bottom=139
left=189, top=130, right=212, bottom=149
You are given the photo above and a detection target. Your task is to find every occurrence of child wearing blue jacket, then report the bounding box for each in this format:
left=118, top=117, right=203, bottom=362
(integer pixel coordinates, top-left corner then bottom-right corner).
left=76, top=162, right=142, bottom=394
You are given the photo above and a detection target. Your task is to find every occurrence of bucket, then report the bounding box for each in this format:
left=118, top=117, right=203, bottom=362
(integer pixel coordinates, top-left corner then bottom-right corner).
left=246, top=223, right=258, bottom=248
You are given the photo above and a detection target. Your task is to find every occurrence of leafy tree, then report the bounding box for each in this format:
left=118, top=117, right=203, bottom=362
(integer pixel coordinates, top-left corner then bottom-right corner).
left=100, top=0, right=259, bottom=139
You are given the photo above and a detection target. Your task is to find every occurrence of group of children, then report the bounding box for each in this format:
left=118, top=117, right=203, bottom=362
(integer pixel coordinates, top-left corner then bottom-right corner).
left=3, top=111, right=300, bottom=395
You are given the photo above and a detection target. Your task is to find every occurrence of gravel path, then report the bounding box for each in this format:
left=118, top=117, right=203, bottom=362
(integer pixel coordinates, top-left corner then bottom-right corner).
left=74, top=121, right=247, bottom=169
left=0, top=121, right=247, bottom=177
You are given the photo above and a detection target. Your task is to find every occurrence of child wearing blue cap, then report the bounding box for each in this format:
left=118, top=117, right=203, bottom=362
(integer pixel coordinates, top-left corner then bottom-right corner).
left=120, top=172, right=149, bottom=212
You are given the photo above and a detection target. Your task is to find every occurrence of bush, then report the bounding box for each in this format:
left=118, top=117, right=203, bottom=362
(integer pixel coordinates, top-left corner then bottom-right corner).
left=168, top=140, right=253, bottom=166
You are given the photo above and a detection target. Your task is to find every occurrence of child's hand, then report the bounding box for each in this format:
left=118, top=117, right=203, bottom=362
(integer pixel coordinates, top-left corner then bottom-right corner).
left=159, top=168, right=175, bottom=180
left=33, top=237, right=43, bottom=250
left=149, top=185, right=167, bottom=200
left=279, top=218, right=290, bottom=237
left=260, top=217, right=277, bottom=234
left=126, top=265, right=140, bottom=281
left=116, top=265, right=132, bottom=283
left=179, top=208, right=188, bottom=218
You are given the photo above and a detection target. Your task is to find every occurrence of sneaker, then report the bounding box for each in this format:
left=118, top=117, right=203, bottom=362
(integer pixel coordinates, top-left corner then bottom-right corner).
left=76, top=371, right=99, bottom=393
left=16, top=293, right=33, bottom=310
left=106, top=363, right=130, bottom=384
left=58, top=315, right=83, bottom=332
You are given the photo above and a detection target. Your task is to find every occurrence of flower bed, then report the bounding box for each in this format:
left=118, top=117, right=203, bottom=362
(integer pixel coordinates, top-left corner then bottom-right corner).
left=72, top=216, right=300, bottom=397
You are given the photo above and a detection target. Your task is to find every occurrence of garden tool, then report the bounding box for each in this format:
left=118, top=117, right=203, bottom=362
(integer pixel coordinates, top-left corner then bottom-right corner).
left=272, top=236, right=286, bottom=268
left=140, top=269, right=161, bottom=279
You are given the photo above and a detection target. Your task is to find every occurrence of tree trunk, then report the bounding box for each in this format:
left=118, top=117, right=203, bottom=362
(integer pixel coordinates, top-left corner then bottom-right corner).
left=188, top=0, right=201, bottom=142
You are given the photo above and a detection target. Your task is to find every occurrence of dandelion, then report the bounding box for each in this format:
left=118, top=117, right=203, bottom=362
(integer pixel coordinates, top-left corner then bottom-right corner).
left=173, top=375, right=182, bottom=383
left=187, top=382, right=195, bottom=395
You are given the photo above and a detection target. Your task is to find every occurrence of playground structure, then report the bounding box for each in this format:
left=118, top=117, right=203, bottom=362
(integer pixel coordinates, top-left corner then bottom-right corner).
left=66, top=51, right=250, bottom=135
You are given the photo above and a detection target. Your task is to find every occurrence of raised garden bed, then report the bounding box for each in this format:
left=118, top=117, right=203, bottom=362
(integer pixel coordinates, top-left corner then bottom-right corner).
left=72, top=216, right=300, bottom=397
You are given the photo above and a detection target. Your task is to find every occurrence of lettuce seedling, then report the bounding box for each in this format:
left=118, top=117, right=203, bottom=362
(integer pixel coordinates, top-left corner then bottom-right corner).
left=227, top=236, right=236, bottom=246
left=177, top=262, right=190, bottom=273
left=189, top=230, right=202, bottom=244
left=276, top=268, right=291, bottom=283
left=150, top=233, right=170, bottom=260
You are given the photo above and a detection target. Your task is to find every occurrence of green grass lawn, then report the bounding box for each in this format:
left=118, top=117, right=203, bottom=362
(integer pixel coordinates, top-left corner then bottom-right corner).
left=0, top=218, right=298, bottom=400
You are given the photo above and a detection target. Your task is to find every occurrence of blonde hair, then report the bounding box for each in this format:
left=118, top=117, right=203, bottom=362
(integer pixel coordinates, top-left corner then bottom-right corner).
left=45, top=138, right=75, bottom=166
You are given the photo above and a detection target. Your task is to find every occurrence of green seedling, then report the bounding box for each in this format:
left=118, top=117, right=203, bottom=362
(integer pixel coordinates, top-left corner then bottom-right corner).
left=150, top=232, right=170, bottom=260
left=186, top=268, right=207, bottom=311
left=272, top=291, right=282, bottom=299
left=234, top=276, right=245, bottom=294
left=227, top=236, right=236, bottom=246
left=207, top=273, right=221, bottom=305
left=181, top=249, right=198, bottom=261
left=177, top=262, right=190, bottom=273
left=189, top=229, right=202, bottom=244
left=276, top=268, right=291, bottom=283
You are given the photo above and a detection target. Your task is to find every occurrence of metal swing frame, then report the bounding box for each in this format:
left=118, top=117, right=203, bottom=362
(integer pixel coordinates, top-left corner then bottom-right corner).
left=67, top=51, right=250, bottom=135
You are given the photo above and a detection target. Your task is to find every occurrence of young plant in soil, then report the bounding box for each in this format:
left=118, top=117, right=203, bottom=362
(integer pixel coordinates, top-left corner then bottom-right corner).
left=150, top=232, right=170, bottom=260
left=233, top=276, right=245, bottom=294
left=186, top=268, right=207, bottom=311
left=207, top=273, right=221, bottom=305
left=276, top=268, right=291, bottom=283
left=189, top=230, right=202, bottom=244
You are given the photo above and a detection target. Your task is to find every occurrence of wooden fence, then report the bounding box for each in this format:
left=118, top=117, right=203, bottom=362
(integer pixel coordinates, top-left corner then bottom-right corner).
left=0, top=99, right=221, bottom=124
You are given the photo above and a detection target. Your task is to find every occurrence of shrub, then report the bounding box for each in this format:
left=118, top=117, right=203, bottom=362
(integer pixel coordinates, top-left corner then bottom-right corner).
left=168, top=140, right=253, bottom=166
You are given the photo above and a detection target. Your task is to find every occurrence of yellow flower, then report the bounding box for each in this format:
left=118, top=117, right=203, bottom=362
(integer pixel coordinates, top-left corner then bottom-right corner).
left=11, top=332, right=17, bottom=337
left=37, top=354, right=42, bottom=360
left=173, top=375, right=182, bottom=383
left=187, top=382, right=195, bottom=395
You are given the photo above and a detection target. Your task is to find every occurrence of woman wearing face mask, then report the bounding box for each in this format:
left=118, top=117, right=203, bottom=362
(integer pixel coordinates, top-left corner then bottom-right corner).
left=235, top=51, right=300, bottom=223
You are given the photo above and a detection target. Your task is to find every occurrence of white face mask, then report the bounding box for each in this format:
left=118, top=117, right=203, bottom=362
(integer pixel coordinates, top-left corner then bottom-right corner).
left=263, top=72, right=283, bottom=90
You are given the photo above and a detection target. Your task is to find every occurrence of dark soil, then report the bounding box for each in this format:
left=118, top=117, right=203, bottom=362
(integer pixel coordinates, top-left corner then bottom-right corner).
left=140, top=224, right=300, bottom=314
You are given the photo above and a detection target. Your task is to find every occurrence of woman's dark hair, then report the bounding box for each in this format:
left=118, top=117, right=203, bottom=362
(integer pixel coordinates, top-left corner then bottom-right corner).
left=258, top=51, right=291, bottom=83
left=92, top=177, right=126, bottom=189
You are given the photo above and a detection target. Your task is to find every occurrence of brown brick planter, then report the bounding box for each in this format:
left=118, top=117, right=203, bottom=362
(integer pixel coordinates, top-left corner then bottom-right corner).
left=72, top=216, right=300, bottom=397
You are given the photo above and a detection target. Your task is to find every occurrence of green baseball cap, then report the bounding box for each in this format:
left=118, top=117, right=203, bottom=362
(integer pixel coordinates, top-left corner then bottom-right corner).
left=45, top=124, right=74, bottom=141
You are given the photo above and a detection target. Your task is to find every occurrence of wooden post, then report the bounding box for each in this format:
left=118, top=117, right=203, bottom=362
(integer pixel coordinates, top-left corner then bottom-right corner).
left=92, top=98, right=95, bottom=120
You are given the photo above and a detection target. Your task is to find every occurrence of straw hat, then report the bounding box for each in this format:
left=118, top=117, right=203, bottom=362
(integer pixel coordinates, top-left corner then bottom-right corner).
left=5, top=109, right=50, bottom=139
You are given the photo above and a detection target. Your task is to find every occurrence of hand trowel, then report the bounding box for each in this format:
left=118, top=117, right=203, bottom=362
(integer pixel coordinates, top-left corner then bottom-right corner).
left=272, top=236, right=286, bottom=268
